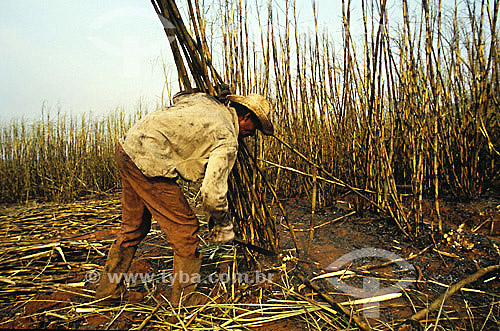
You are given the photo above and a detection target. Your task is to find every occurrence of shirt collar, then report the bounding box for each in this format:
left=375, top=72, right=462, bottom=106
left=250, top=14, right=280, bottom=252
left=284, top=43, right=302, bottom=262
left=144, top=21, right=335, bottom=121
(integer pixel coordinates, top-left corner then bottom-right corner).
left=225, top=105, right=239, bottom=138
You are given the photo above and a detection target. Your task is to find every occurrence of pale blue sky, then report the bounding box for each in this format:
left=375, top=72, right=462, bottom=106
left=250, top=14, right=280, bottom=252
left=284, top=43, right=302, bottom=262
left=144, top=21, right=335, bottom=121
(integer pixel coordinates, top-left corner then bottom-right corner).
left=0, top=1, right=174, bottom=121
left=0, top=0, right=465, bottom=121
left=0, top=0, right=341, bottom=121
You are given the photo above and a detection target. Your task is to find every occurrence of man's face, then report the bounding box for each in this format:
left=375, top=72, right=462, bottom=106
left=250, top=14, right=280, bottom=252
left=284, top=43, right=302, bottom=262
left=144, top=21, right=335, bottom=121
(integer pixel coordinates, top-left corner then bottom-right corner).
left=237, top=112, right=259, bottom=138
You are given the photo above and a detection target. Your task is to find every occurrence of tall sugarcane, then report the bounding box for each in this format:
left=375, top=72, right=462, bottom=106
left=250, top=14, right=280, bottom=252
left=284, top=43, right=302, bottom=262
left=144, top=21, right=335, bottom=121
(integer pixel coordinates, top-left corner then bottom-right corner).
left=150, top=0, right=288, bottom=260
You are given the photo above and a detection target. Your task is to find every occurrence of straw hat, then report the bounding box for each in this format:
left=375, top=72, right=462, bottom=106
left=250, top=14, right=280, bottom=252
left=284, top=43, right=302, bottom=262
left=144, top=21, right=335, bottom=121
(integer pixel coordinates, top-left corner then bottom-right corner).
left=227, top=94, right=274, bottom=136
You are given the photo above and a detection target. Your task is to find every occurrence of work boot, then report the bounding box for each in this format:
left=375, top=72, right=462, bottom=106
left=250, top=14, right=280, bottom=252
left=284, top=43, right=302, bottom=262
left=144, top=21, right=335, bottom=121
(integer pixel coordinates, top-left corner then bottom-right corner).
left=94, top=243, right=143, bottom=304
left=170, top=253, right=203, bottom=307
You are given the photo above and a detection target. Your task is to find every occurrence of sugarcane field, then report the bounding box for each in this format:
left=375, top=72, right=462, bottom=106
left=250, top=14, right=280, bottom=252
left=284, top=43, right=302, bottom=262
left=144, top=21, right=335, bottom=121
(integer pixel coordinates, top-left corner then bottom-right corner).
left=1, top=0, right=500, bottom=330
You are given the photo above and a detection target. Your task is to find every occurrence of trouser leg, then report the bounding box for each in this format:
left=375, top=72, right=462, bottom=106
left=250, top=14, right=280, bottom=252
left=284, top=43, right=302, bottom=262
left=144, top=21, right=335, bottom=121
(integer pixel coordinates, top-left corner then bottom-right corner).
left=109, top=144, right=201, bottom=307
left=95, top=244, right=137, bottom=299
left=170, top=253, right=203, bottom=307
left=95, top=144, right=151, bottom=300
left=124, top=171, right=202, bottom=307
left=135, top=182, right=203, bottom=307
left=115, top=144, right=152, bottom=248
left=141, top=179, right=200, bottom=259
left=114, top=144, right=199, bottom=257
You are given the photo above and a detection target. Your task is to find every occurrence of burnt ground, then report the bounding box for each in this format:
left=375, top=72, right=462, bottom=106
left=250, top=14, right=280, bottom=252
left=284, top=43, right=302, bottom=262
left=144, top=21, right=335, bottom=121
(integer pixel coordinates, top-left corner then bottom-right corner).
left=276, top=194, right=500, bottom=330
left=0, top=191, right=499, bottom=330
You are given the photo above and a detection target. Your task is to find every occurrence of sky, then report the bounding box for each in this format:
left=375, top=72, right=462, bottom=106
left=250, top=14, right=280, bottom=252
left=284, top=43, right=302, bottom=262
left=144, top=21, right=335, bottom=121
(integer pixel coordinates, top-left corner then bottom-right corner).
left=0, top=0, right=340, bottom=122
left=0, top=1, right=176, bottom=121
left=1, top=0, right=469, bottom=122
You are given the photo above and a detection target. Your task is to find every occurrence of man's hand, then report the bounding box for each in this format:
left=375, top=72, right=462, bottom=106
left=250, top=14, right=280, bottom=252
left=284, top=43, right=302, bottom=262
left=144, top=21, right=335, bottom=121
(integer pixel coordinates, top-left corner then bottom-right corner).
left=208, top=213, right=235, bottom=244
left=209, top=223, right=235, bottom=244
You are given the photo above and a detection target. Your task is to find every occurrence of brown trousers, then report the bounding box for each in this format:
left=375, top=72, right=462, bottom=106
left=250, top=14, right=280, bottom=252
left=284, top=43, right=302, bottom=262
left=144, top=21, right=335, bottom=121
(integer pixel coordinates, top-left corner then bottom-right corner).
left=114, top=144, right=199, bottom=259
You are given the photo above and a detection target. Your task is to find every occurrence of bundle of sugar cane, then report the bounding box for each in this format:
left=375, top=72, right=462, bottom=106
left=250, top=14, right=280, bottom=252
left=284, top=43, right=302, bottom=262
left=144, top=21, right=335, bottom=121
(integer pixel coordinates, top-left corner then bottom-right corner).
left=150, top=0, right=281, bottom=258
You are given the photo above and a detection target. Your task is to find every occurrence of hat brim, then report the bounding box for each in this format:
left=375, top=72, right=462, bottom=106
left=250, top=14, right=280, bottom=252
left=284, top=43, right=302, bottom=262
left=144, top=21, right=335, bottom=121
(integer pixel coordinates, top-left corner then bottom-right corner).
left=227, top=95, right=274, bottom=136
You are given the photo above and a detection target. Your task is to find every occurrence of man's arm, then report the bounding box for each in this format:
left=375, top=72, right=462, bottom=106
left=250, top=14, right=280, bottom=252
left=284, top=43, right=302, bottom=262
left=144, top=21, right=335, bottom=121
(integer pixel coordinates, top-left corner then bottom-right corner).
left=200, top=144, right=237, bottom=224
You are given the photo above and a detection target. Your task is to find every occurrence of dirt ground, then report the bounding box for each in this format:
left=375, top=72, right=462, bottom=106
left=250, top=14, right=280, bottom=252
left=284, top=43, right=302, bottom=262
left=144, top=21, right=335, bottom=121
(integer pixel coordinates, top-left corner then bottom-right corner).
left=0, top=190, right=499, bottom=330
left=278, top=194, right=500, bottom=330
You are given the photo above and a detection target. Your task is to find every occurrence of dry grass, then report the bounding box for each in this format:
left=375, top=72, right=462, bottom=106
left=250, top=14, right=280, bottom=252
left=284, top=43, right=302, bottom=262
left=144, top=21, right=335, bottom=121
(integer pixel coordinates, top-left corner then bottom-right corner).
left=0, top=196, right=353, bottom=330
left=0, top=108, right=147, bottom=203
left=2, top=196, right=498, bottom=330
left=1, top=1, right=498, bottom=239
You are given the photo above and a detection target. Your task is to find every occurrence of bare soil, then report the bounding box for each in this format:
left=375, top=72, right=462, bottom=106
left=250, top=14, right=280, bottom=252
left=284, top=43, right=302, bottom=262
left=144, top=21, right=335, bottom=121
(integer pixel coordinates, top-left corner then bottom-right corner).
left=277, top=194, right=500, bottom=330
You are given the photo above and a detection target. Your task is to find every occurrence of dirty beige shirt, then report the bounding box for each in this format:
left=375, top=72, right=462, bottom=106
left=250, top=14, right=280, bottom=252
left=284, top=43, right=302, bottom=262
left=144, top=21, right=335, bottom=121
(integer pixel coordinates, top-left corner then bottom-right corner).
left=119, top=93, right=239, bottom=219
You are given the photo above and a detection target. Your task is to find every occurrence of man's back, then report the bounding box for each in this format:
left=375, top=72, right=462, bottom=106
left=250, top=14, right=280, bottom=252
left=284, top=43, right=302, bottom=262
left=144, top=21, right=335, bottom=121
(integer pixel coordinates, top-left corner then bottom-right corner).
left=120, top=93, right=239, bottom=181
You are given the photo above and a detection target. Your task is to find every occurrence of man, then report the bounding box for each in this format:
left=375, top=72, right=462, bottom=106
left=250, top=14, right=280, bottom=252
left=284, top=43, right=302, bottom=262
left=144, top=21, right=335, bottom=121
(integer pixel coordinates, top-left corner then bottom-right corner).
left=95, top=92, right=273, bottom=306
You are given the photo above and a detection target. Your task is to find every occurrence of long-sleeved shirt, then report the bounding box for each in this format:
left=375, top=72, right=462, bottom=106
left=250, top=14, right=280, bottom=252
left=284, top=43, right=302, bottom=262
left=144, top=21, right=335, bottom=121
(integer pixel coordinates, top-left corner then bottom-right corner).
left=120, top=93, right=239, bottom=220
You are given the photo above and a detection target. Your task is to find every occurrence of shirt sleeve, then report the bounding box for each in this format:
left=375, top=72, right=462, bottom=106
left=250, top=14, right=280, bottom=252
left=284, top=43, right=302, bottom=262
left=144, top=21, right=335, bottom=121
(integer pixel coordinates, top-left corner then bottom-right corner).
left=200, top=143, right=238, bottom=221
